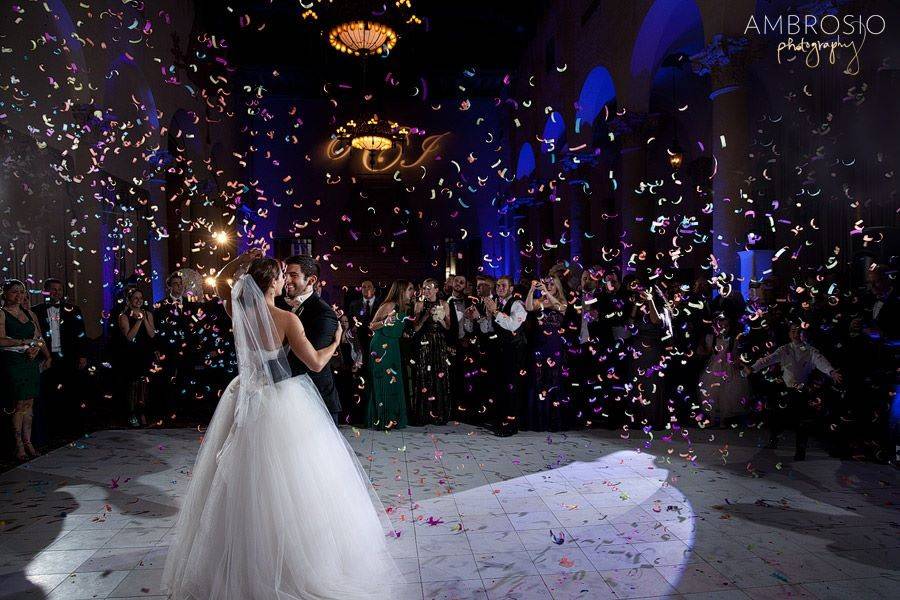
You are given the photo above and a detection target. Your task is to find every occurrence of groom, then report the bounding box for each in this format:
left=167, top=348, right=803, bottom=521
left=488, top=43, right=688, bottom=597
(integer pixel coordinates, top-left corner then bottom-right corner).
left=275, top=255, right=342, bottom=425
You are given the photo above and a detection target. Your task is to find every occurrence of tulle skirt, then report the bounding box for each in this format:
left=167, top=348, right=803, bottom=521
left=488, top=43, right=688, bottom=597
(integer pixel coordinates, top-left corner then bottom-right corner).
left=699, top=353, right=750, bottom=424
left=162, top=374, right=402, bottom=599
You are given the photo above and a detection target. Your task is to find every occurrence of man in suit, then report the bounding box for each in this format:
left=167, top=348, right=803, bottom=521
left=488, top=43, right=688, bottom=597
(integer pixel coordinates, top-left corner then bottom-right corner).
left=276, top=255, right=342, bottom=425
left=32, top=278, right=89, bottom=440
left=153, top=272, right=198, bottom=424
left=347, top=280, right=380, bottom=358
left=445, top=275, right=476, bottom=421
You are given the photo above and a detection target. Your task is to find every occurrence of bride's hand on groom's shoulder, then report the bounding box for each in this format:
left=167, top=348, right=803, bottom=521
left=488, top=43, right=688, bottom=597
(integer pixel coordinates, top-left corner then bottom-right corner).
left=243, top=248, right=264, bottom=262
left=334, top=319, right=344, bottom=344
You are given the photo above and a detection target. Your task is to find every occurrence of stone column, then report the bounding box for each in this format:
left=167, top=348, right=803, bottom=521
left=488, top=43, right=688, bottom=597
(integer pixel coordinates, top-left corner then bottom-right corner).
left=694, top=39, right=757, bottom=278
left=611, top=112, right=656, bottom=273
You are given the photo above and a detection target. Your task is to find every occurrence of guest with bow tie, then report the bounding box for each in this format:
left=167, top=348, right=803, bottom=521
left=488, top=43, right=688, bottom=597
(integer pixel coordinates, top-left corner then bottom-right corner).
left=348, top=280, right=380, bottom=364
left=275, top=255, right=342, bottom=425
left=31, top=278, right=89, bottom=440
left=474, top=275, right=527, bottom=436
left=445, top=275, right=477, bottom=421
left=153, top=272, right=198, bottom=425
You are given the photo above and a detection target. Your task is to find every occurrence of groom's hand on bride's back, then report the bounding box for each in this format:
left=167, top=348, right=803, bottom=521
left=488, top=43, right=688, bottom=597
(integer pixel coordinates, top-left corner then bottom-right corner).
left=333, top=319, right=343, bottom=345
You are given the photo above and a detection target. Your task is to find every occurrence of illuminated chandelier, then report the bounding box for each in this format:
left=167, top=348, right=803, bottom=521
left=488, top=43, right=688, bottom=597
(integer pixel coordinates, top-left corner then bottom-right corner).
left=302, top=0, right=421, bottom=57
left=329, top=21, right=397, bottom=56
left=336, top=115, right=408, bottom=151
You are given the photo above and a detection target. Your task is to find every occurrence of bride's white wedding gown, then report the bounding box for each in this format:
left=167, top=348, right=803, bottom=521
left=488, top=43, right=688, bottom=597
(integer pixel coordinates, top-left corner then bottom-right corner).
left=162, top=276, right=401, bottom=599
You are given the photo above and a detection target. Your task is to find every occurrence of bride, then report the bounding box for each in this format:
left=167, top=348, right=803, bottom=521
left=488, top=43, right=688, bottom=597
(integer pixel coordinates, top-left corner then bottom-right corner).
left=162, top=250, right=402, bottom=599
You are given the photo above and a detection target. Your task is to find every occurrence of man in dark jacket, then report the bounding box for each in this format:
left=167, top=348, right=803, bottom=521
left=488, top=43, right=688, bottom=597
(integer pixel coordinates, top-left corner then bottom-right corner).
left=32, top=278, right=88, bottom=439
left=153, top=272, right=198, bottom=424
left=275, top=255, right=342, bottom=425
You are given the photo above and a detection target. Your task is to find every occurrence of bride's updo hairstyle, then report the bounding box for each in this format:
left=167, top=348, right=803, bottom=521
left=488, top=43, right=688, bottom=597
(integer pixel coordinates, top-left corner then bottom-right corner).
left=247, top=257, right=281, bottom=292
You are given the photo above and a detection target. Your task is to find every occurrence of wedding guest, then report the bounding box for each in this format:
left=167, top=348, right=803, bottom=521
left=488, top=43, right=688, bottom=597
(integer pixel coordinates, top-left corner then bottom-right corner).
left=32, top=278, right=88, bottom=439
left=367, top=280, right=413, bottom=430
left=194, top=280, right=236, bottom=417
left=523, top=274, right=572, bottom=431
left=348, top=280, right=380, bottom=365
left=746, top=322, right=842, bottom=461
left=711, top=274, right=746, bottom=337
left=572, top=267, right=602, bottom=427
left=864, top=264, right=899, bottom=340
left=626, top=282, right=669, bottom=430
left=334, top=311, right=363, bottom=421
left=466, top=275, right=497, bottom=423
left=446, top=275, right=475, bottom=419
left=118, top=288, right=156, bottom=428
left=409, top=278, right=452, bottom=425
left=153, top=272, right=197, bottom=424
left=0, top=280, right=51, bottom=460
left=477, top=275, right=527, bottom=436
left=446, top=275, right=471, bottom=345
left=594, top=268, right=629, bottom=427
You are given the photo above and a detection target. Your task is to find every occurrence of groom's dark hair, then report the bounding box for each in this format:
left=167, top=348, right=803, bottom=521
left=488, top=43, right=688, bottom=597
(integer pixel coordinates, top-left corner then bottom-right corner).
left=285, top=255, right=320, bottom=281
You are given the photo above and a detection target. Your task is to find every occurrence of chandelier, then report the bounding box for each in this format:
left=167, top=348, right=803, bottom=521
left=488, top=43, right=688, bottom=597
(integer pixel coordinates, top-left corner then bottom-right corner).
left=336, top=115, right=408, bottom=151
left=328, top=21, right=397, bottom=56
left=303, top=1, right=420, bottom=57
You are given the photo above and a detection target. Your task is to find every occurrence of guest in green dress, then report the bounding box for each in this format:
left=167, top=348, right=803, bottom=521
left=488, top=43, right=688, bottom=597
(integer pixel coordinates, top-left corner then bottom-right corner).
left=366, top=280, right=413, bottom=430
left=1, top=280, right=52, bottom=461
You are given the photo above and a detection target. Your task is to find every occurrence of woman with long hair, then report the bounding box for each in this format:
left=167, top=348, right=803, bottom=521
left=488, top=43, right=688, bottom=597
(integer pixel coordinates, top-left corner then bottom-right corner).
left=523, top=273, right=573, bottom=430
left=116, top=287, right=156, bottom=427
left=410, top=278, right=452, bottom=425
left=0, top=279, right=51, bottom=460
left=366, top=279, right=413, bottom=429
left=163, top=250, right=403, bottom=599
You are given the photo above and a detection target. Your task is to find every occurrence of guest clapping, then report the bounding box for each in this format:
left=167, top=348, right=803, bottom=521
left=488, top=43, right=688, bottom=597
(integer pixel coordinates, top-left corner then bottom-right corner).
left=410, top=278, right=452, bottom=425
left=523, top=275, right=571, bottom=431
left=117, top=288, right=156, bottom=428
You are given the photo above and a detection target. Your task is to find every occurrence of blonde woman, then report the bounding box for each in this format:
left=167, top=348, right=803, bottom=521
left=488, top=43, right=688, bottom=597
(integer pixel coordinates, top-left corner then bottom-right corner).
left=523, top=274, right=572, bottom=431
left=410, top=278, right=452, bottom=425
left=0, top=280, right=51, bottom=460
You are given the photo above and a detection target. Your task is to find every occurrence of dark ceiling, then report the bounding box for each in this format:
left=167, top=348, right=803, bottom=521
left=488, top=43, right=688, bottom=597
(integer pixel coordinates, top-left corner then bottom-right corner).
left=198, top=1, right=548, bottom=98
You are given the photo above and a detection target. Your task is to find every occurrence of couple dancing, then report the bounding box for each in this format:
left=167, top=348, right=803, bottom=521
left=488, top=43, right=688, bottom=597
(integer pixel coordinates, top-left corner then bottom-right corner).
left=162, top=250, right=401, bottom=599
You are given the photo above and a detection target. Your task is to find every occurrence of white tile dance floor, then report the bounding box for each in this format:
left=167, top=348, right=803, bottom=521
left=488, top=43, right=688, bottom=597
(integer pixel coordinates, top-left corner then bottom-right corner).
left=0, top=424, right=898, bottom=599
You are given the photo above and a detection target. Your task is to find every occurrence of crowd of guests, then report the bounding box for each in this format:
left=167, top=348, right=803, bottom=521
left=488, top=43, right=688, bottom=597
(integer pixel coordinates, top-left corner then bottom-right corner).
left=1, top=260, right=897, bottom=463
left=347, top=264, right=897, bottom=461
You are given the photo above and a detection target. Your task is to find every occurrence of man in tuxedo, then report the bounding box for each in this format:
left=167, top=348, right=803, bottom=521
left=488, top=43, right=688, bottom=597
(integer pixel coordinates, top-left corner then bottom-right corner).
left=32, top=278, right=88, bottom=440
left=445, top=275, right=475, bottom=420
left=347, top=280, right=380, bottom=361
left=153, top=272, right=198, bottom=424
left=276, top=255, right=341, bottom=425
left=346, top=280, right=379, bottom=425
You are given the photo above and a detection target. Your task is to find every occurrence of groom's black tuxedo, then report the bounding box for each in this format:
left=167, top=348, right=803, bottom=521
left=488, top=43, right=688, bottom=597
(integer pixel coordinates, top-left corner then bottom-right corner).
left=275, top=292, right=341, bottom=420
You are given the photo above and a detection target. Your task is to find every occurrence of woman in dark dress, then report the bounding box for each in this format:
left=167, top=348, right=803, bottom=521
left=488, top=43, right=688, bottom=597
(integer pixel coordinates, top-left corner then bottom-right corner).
left=522, top=274, right=573, bottom=431
left=626, top=282, right=670, bottom=430
left=0, top=279, right=51, bottom=461
left=117, top=287, right=156, bottom=427
left=410, top=279, right=452, bottom=425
